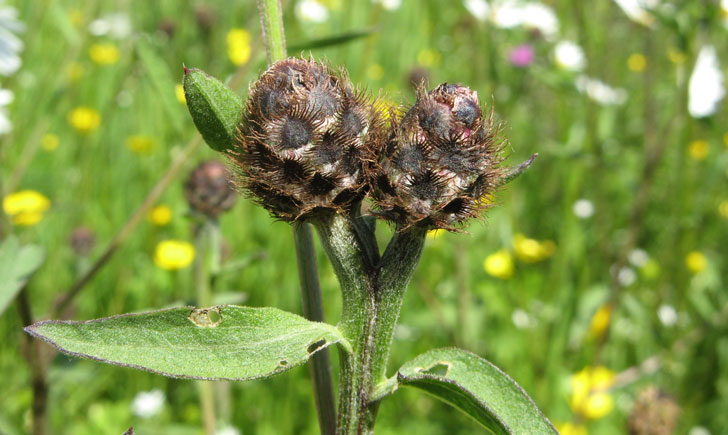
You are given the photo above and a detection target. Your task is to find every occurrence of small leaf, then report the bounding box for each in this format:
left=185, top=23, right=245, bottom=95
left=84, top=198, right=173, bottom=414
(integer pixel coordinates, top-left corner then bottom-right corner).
left=287, top=28, right=377, bottom=52
left=25, top=305, right=349, bottom=380
left=390, top=348, right=557, bottom=434
left=0, top=237, right=45, bottom=316
left=183, top=68, right=243, bottom=153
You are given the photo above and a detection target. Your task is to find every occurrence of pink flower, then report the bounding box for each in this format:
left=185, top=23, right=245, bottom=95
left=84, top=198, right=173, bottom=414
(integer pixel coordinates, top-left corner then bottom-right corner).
left=509, top=44, right=534, bottom=67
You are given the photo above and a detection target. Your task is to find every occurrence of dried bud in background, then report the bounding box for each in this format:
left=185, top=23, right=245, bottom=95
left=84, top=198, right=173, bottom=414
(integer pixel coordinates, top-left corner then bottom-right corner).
left=406, top=66, right=429, bottom=90
left=158, top=18, right=175, bottom=38
left=232, top=57, right=382, bottom=221
left=194, top=5, right=216, bottom=34
left=628, top=386, right=679, bottom=435
left=69, top=226, right=95, bottom=256
left=372, top=83, right=505, bottom=230
left=184, top=160, right=237, bottom=218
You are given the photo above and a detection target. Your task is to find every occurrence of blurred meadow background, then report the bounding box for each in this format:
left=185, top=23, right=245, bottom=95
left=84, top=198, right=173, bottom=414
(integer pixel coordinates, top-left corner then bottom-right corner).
left=1, top=0, right=727, bottom=434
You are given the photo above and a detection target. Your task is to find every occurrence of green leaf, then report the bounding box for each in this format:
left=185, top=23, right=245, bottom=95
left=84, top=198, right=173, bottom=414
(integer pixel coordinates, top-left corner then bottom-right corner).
left=25, top=305, right=349, bottom=381
left=0, top=237, right=45, bottom=316
left=382, top=348, right=557, bottom=434
left=287, top=28, right=377, bottom=52
left=183, top=68, right=243, bottom=153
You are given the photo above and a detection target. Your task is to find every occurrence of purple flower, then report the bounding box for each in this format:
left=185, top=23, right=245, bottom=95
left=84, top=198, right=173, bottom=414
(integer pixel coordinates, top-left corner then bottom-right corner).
left=509, top=44, right=534, bottom=67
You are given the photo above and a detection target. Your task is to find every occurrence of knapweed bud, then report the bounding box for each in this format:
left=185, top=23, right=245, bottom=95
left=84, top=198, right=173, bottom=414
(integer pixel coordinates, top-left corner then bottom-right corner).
left=69, top=226, right=95, bottom=256
left=184, top=160, right=237, bottom=218
left=231, top=58, right=382, bottom=221
left=372, top=83, right=504, bottom=229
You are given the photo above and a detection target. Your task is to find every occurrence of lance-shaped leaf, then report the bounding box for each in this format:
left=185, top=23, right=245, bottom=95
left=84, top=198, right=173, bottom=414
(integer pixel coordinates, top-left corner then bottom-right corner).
left=379, top=348, right=557, bottom=434
left=24, top=305, right=349, bottom=381
left=0, top=237, right=45, bottom=316
left=183, top=68, right=243, bottom=153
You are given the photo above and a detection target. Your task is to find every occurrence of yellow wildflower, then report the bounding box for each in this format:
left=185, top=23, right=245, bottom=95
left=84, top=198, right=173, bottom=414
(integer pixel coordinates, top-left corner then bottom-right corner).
left=667, top=47, right=686, bottom=64
left=426, top=229, right=445, bottom=240
left=685, top=251, right=707, bottom=274
left=149, top=205, right=172, bottom=226
left=483, top=250, right=514, bottom=279
left=723, top=132, right=728, bottom=148
left=513, top=233, right=555, bottom=263
left=367, top=64, right=384, bottom=81
left=226, top=29, right=252, bottom=66
left=588, top=304, right=612, bottom=339
left=125, top=135, right=155, bottom=153
left=68, top=107, right=101, bottom=134
left=688, top=140, right=708, bottom=160
left=554, top=422, right=588, bottom=435
left=154, top=240, right=195, bottom=270
left=175, top=84, right=186, bottom=104
left=69, top=9, right=83, bottom=27
left=719, top=200, right=728, bottom=219
left=42, top=134, right=59, bottom=151
left=627, top=53, right=646, bottom=72
left=417, top=49, right=441, bottom=67
left=89, top=43, right=120, bottom=65
left=3, top=190, right=51, bottom=226
left=570, top=366, right=615, bottom=419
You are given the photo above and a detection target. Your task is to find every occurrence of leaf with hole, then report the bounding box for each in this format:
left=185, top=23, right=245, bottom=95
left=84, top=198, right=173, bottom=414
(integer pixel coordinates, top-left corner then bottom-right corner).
left=382, top=347, right=557, bottom=434
left=24, top=305, right=349, bottom=380
left=0, top=236, right=45, bottom=316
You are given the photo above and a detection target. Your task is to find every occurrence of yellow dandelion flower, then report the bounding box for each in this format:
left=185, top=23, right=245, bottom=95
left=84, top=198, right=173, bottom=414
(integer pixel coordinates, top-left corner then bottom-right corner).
left=175, top=84, right=187, bottom=104
left=125, top=135, right=155, bottom=153
left=426, top=229, right=446, bottom=240
left=685, top=251, right=706, bottom=274
left=723, top=132, right=728, bottom=148
left=483, top=250, right=514, bottom=279
left=719, top=200, right=728, bottom=219
left=89, top=43, right=120, bottom=65
left=569, top=366, right=615, bottom=419
left=3, top=190, right=51, bottom=227
left=588, top=304, right=612, bottom=339
left=667, top=47, right=686, bottom=64
left=513, top=233, right=555, bottom=263
left=68, top=62, right=84, bottom=82
left=417, top=49, right=441, bottom=67
left=554, top=422, right=588, bottom=435
left=154, top=240, right=195, bottom=270
left=68, top=107, right=101, bottom=134
left=69, top=9, right=83, bottom=27
left=42, top=134, right=59, bottom=151
left=627, top=53, right=646, bottom=72
left=226, top=28, right=252, bottom=66
left=688, top=140, right=708, bottom=160
left=149, top=205, right=173, bottom=226
left=367, top=64, right=384, bottom=81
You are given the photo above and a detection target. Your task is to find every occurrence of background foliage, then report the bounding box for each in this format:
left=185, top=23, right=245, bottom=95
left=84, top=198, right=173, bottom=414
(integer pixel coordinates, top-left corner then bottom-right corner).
left=1, top=0, right=727, bottom=434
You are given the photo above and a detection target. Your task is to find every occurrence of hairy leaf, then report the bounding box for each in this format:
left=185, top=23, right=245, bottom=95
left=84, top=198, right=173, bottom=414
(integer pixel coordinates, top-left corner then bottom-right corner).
left=386, top=348, right=557, bottom=434
left=0, top=237, right=45, bottom=316
left=183, top=68, right=243, bottom=153
left=25, top=305, right=349, bottom=380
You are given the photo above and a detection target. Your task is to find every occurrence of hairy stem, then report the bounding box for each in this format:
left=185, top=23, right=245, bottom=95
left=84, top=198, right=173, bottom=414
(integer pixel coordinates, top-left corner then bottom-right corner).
left=255, top=3, right=337, bottom=434
left=17, top=288, right=49, bottom=435
left=315, top=214, right=425, bottom=434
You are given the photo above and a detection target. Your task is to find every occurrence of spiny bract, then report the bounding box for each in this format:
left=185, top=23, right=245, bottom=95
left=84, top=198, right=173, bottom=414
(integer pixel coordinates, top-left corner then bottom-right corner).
left=231, top=57, right=383, bottom=221
left=371, top=83, right=505, bottom=230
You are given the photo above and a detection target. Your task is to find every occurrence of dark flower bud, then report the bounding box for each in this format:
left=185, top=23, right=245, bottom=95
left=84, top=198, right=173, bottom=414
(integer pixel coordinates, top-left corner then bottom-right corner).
left=628, top=386, right=679, bottom=435
left=184, top=160, right=237, bottom=218
left=371, top=83, right=505, bottom=230
left=69, top=226, right=95, bottom=256
left=231, top=58, right=382, bottom=221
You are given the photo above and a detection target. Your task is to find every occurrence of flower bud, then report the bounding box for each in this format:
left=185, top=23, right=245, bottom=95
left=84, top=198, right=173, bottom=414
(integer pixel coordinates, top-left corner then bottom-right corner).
left=232, top=58, right=382, bottom=221
left=69, top=226, right=95, bottom=256
left=372, top=83, right=504, bottom=229
left=184, top=160, right=237, bottom=218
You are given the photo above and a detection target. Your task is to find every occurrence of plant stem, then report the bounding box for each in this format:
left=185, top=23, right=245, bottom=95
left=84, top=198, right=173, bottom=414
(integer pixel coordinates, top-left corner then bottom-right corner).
left=17, top=288, right=49, bottom=435
left=194, top=219, right=221, bottom=435
left=255, top=3, right=337, bottom=434
left=315, top=214, right=425, bottom=434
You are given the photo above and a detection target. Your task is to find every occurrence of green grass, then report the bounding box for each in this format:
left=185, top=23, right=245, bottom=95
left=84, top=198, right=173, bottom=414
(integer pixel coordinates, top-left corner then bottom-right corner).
left=2, top=0, right=727, bottom=434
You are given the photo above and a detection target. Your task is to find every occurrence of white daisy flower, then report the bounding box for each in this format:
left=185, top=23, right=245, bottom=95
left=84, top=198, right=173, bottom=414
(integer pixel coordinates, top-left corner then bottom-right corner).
left=372, top=0, right=402, bottom=11
left=511, top=308, right=533, bottom=329
left=657, top=304, right=677, bottom=327
left=89, top=13, right=132, bottom=39
left=463, top=0, right=490, bottom=21
left=216, top=425, right=241, bottom=435
left=628, top=249, right=649, bottom=268
left=0, top=87, right=13, bottom=135
left=295, top=0, right=329, bottom=23
left=554, top=40, right=585, bottom=71
left=0, top=1, right=24, bottom=77
left=131, top=389, right=165, bottom=418
left=616, top=266, right=637, bottom=287
left=576, top=75, right=628, bottom=105
left=520, top=3, right=559, bottom=40
left=612, top=0, right=658, bottom=27
left=572, top=199, right=594, bottom=219
left=688, top=45, right=725, bottom=118
left=463, top=1, right=558, bottom=39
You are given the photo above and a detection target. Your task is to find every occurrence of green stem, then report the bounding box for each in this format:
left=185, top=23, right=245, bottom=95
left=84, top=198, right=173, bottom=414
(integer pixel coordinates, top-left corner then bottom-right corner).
left=194, top=219, right=221, bottom=435
left=315, top=213, right=425, bottom=434
left=255, top=3, right=337, bottom=434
